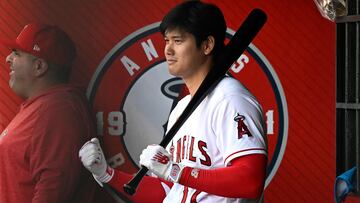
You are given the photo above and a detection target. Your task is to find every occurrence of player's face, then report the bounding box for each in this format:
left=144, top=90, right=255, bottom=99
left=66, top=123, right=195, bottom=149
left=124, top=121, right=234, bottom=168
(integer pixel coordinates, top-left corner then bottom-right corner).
left=6, top=49, right=37, bottom=98
left=164, top=29, right=207, bottom=79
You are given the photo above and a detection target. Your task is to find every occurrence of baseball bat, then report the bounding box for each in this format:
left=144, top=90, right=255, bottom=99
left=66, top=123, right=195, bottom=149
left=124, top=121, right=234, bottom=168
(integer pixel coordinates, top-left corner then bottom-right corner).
left=123, top=8, right=267, bottom=196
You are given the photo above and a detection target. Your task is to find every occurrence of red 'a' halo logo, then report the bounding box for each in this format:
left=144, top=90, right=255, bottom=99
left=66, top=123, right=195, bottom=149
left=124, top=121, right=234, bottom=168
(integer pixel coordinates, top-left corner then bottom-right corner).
left=87, top=22, right=288, bottom=188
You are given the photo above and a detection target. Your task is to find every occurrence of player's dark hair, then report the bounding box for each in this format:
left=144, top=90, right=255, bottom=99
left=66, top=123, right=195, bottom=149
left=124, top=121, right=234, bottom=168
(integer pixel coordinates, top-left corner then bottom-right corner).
left=160, top=1, right=226, bottom=61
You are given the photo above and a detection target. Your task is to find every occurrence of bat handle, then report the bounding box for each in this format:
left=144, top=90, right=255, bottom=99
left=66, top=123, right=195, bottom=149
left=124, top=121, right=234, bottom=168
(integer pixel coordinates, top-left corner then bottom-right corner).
left=124, top=166, right=149, bottom=195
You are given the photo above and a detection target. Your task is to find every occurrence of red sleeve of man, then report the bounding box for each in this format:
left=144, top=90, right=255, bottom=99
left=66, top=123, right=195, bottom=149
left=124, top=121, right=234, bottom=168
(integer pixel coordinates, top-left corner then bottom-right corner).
left=179, top=154, right=267, bottom=199
left=29, top=90, right=95, bottom=203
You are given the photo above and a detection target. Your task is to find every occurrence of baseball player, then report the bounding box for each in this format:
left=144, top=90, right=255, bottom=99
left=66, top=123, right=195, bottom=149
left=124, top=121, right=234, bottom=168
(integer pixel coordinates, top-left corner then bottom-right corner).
left=79, top=1, right=268, bottom=203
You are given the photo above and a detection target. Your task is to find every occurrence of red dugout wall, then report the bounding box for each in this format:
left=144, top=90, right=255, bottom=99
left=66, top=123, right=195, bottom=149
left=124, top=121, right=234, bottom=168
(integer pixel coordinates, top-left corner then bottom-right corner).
left=0, top=0, right=340, bottom=202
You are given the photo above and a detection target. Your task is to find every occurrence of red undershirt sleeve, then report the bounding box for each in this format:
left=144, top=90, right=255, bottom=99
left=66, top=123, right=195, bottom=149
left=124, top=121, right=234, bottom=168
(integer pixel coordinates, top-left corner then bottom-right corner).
left=178, top=154, right=267, bottom=199
left=108, top=169, right=173, bottom=203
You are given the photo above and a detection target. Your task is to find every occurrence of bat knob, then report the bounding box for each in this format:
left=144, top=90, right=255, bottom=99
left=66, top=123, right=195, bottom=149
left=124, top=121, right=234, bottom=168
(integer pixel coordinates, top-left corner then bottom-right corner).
left=124, top=184, right=136, bottom=195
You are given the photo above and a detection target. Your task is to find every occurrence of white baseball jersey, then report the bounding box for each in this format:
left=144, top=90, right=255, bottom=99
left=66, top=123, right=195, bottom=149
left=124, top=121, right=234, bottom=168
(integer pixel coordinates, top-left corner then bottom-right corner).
left=163, top=76, right=267, bottom=203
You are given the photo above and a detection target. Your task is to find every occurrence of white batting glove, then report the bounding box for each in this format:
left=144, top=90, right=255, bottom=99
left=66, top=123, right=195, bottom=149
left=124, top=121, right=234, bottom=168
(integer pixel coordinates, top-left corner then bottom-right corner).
left=79, top=138, right=114, bottom=186
left=140, top=145, right=184, bottom=182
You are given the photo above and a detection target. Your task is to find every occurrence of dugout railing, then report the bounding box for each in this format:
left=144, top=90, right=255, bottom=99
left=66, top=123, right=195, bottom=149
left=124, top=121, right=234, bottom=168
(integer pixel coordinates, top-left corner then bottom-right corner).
left=336, top=0, right=360, bottom=196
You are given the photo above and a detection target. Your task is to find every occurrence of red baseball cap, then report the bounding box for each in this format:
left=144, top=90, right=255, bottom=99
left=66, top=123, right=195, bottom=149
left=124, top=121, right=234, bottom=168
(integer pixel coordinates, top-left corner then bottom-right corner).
left=0, top=23, right=76, bottom=66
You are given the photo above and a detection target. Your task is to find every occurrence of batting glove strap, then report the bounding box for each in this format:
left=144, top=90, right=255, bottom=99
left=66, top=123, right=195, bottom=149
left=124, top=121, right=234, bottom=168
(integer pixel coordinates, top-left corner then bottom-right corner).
left=93, top=166, right=114, bottom=187
left=166, top=163, right=185, bottom=183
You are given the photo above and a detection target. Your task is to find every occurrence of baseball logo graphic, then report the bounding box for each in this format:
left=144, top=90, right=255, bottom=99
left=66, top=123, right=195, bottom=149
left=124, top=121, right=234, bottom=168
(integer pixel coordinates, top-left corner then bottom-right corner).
left=87, top=22, right=288, bottom=188
left=234, top=113, right=253, bottom=139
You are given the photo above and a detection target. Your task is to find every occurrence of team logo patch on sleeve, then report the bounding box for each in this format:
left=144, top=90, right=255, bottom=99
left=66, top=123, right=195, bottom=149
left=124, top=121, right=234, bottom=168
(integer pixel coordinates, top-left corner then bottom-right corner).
left=190, top=168, right=200, bottom=179
left=234, top=113, right=252, bottom=138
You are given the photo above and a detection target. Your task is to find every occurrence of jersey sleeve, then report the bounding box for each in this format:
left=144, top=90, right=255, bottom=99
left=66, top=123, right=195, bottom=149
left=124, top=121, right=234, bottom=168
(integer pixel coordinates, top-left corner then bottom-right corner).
left=211, top=94, right=267, bottom=166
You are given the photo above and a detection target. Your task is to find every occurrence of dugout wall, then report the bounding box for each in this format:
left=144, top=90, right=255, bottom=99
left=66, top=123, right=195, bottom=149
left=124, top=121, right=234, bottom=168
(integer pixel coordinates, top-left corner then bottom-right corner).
left=0, top=1, right=337, bottom=202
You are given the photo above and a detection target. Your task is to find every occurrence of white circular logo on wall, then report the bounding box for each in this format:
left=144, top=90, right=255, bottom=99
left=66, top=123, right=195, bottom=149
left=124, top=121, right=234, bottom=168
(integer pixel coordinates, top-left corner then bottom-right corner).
left=87, top=22, right=288, bottom=188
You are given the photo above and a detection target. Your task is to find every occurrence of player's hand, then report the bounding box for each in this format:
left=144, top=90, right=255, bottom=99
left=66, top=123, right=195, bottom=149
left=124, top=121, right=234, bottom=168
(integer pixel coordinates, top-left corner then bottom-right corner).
left=140, top=145, right=184, bottom=182
left=79, top=138, right=114, bottom=186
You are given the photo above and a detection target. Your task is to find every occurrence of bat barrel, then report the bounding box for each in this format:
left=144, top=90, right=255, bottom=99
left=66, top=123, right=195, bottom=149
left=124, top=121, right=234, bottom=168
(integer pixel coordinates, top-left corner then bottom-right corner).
left=220, top=9, right=267, bottom=73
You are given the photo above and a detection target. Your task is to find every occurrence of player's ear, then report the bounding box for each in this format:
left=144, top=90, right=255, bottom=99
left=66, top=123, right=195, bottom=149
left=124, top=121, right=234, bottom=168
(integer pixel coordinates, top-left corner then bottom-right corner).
left=202, top=36, right=215, bottom=55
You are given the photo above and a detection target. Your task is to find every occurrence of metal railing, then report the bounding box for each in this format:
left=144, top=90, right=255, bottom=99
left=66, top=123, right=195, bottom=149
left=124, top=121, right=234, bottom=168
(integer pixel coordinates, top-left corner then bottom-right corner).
left=336, top=0, right=360, bottom=195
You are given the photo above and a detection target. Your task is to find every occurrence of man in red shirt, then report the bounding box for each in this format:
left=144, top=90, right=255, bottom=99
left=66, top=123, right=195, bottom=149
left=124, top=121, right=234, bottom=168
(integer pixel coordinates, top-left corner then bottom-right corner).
left=0, top=23, right=97, bottom=203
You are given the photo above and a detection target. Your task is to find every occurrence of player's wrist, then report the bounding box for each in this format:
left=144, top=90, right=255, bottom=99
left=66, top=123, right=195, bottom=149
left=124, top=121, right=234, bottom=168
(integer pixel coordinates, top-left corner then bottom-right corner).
left=93, top=166, right=114, bottom=187
left=177, top=166, right=201, bottom=186
left=165, top=163, right=185, bottom=183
